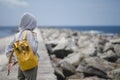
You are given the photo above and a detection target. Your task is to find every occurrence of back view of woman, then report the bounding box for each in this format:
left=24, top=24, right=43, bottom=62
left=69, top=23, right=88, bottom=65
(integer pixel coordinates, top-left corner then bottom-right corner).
left=6, top=12, right=40, bottom=80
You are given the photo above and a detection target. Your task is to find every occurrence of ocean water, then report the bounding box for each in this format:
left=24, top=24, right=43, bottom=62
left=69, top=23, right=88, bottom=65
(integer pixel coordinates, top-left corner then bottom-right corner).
left=0, top=26, right=120, bottom=38
left=56, top=26, right=120, bottom=34
left=0, top=26, right=18, bottom=38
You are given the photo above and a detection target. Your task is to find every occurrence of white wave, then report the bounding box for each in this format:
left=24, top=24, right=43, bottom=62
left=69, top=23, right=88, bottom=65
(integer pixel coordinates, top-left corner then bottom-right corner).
left=82, top=30, right=103, bottom=34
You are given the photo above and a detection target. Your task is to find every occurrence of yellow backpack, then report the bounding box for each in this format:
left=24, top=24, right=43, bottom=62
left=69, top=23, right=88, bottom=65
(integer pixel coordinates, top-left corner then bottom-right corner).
left=8, top=30, right=38, bottom=71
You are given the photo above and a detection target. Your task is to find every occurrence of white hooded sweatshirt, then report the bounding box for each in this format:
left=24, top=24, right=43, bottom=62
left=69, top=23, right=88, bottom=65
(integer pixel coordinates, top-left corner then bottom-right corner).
left=5, top=13, right=40, bottom=62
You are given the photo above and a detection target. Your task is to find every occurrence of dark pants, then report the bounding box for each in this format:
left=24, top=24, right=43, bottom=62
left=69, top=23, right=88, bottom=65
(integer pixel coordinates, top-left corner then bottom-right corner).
left=18, top=66, right=38, bottom=80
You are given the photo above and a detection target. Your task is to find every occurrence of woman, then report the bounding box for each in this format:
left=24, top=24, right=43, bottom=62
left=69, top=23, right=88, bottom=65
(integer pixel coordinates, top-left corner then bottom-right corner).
left=5, top=12, right=39, bottom=80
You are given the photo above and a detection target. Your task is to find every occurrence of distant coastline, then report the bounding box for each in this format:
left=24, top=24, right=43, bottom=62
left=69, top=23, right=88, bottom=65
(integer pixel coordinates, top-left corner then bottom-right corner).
left=0, top=26, right=120, bottom=38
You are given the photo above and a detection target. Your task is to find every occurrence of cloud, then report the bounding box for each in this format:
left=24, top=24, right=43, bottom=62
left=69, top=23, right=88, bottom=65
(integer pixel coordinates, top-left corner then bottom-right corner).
left=0, top=0, right=28, bottom=7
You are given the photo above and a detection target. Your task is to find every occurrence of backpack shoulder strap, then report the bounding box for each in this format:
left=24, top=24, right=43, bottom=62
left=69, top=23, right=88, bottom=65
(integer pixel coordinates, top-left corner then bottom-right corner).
left=22, top=30, right=28, bottom=40
left=8, top=50, right=14, bottom=63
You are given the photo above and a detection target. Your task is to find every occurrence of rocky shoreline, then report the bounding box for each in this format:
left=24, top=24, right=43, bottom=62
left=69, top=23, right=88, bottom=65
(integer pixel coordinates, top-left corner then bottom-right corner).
left=40, top=27, right=120, bottom=80
left=0, top=27, right=120, bottom=80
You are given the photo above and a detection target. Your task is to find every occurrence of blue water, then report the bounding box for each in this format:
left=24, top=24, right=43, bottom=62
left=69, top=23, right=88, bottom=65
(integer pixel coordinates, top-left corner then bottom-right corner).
left=56, top=26, right=120, bottom=34
left=0, top=26, right=18, bottom=38
left=0, top=26, right=120, bottom=38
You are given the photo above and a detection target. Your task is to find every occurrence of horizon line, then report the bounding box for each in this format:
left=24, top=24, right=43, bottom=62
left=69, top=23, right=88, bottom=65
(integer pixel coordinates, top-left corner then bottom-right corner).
left=0, top=25, right=120, bottom=27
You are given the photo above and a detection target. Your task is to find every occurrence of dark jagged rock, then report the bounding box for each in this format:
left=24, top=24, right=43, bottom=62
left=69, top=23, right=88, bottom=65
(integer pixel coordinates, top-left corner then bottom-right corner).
left=83, top=66, right=109, bottom=79
left=46, top=43, right=58, bottom=54
left=51, top=61, right=65, bottom=80
left=50, top=37, right=74, bottom=59
left=54, top=67, right=65, bottom=80
left=52, top=49, right=73, bottom=59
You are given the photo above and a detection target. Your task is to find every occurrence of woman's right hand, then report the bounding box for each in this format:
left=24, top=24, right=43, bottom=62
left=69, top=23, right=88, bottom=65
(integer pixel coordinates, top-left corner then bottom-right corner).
left=8, top=62, right=14, bottom=70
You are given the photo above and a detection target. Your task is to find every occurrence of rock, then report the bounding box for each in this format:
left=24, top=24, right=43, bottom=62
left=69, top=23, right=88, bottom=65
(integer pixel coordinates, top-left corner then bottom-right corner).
left=52, top=49, right=73, bottom=59
left=60, top=52, right=84, bottom=67
left=51, top=55, right=62, bottom=66
left=98, top=36, right=108, bottom=46
left=46, top=43, right=55, bottom=54
left=113, top=44, right=120, bottom=57
left=45, top=29, right=60, bottom=41
left=51, top=60, right=65, bottom=80
left=40, top=28, right=120, bottom=80
left=54, top=67, right=65, bottom=80
left=66, top=37, right=79, bottom=52
left=108, top=68, right=120, bottom=80
left=51, top=37, right=73, bottom=59
left=77, top=36, right=92, bottom=48
left=72, top=31, right=78, bottom=37
left=104, top=41, right=120, bottom=57
left=110, top=39, right=120, bottom=44
left=104, top=42, right=116, bottom=53
left=100, top=50, right=118, bottom=62
left=85, top=57, right=120, bottom=71
left=83, top=76, right=106, bottom=80
left=76, top=57, right=116, bottom=79
left=116, top=58, right=120, bottom=64
left=46, top=41, right=58, bottom=48
left=77, top=62, right=109, bottom=79
left=84, top=66, right=108, bottom=79
left=66, top=72, right=84, bottom=80
left=76, top=61, right=87, bottom=73
left=80, top=42, right=96, bottom=56
left=60, top=61, right=76, bottom=77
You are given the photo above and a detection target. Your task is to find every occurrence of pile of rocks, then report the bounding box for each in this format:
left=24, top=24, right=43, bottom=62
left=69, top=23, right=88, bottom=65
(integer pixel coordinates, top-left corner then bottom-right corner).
left=40, top=28, right=120, bottom=80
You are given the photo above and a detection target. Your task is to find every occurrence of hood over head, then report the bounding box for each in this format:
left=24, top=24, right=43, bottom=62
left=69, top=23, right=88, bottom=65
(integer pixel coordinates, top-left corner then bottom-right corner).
left=19, top=12, right=37, bottom=31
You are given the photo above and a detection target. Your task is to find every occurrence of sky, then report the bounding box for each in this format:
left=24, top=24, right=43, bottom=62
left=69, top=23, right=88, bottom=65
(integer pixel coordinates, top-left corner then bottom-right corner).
left=0, top=0, right=120, bottom=26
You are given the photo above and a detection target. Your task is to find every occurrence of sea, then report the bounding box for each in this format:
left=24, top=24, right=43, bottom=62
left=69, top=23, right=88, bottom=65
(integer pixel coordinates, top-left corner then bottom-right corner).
left=0, top=26, right=120, bottom=38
